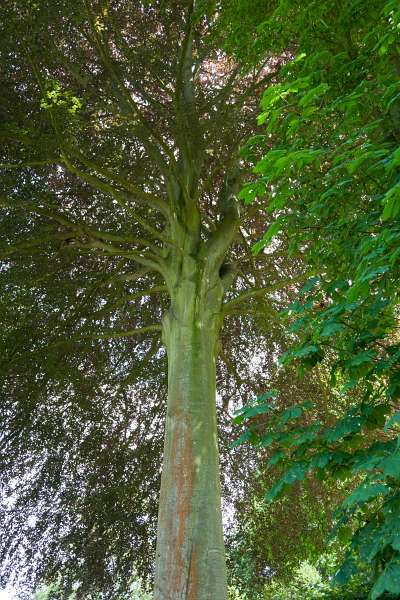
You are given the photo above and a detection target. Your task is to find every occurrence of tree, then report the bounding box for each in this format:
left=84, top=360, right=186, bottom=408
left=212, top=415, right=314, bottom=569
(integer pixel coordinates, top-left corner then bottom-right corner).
left=0, top=2, right=306, bottom=598
left=261, top=553, right=371, bottom=600
left=223, top=0, right=400, bottom=597
left=226, top=362, right=345, bottom=591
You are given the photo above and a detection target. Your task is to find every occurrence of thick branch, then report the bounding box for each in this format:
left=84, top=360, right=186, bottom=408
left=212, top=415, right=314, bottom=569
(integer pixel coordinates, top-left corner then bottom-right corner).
left=175, top=1, right=204, bottom=191
left=202, top=206, right=239, bottom=272
left=60, top=155, right=168, bottom=242
left=201, top=166, right=242, bottom=269
left=0, top=232, right=73, bottom=259
left=62, top=145, right=170, bottom=217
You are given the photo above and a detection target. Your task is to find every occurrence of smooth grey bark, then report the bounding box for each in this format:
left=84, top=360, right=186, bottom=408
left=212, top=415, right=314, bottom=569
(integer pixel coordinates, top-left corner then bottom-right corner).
left=154, top=250, right=228, bottom=600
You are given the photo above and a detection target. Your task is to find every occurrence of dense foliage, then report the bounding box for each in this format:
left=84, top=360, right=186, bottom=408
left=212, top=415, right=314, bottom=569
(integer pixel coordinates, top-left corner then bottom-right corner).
left=227, top=365, right=344, bottom=583
left=225, top=0, right=400, bottom=597
left=262, top=554, right=371, bottom=600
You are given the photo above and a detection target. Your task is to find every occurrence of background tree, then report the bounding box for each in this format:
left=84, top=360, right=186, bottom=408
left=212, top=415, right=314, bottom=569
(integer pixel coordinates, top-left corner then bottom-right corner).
left=222, top=0, right=400, bottom=597
left=0, top=1, right=310, bottom=598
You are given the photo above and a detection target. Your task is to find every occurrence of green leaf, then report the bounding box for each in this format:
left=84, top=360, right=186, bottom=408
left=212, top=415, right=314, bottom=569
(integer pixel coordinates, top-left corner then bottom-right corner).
left=265, top=480, right=287, bottom=502
left=341, top=483, right=389, bottom=509
left=348, top=350, right=376, bottom=367
left=257, top=389, right=279, bottom=402
left=300, top=276, right=320, bottom=294
left=387, top=147, right=400, bottom=171
left=238, top=180, right=266, bottom=204
left=292, top=344, right=319, bottom=358
left=259, top=431, right=279, bottom=448
left=383, top=183, right=400, bottom=220
left=323, top=415, right=363, bottom=443
left=298, top=83, right=330, bottom=107
left=287, top=422, right=320, bottom=448
left=310, top=452, right=333, bottom=470
left=371, top=558, right=400, bottom=599
left=359, top=265, right=390, bottom=283
left=233, top=401, right=274, bottom=425
left=379, top=451, right=400, bottom=478
left=320, top=321, right=344, bottom=337
left=252, top=218, right=285, bottom=254
left=346, top=280, right=369, bottom=301
left=230, top=429, right=257, bottom=449
left=334, top=556, right=358, bottom=586
left=268, top=450, right=285, bottom=467
left=276, top=403, right=311, bottom=427
left=266, top=462, right=308, bottom=501
left=385, top=411, right=400, bottom=432
left=337, top=526, right=352, bottom=544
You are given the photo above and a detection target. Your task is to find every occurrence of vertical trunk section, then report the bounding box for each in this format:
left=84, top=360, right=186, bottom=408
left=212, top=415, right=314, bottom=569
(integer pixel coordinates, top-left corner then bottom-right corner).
left=154, top=272, right=227, bottom=600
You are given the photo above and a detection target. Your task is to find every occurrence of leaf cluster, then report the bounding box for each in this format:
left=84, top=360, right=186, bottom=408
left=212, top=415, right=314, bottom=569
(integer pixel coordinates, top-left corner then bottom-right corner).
left=228, top=0, right=400, bottom=596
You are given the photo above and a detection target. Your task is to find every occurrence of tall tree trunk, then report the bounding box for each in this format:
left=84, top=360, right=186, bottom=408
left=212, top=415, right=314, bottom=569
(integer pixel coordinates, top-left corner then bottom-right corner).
left=154, top=260, right=227, bottom=600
